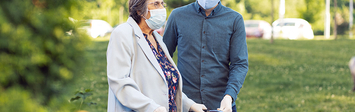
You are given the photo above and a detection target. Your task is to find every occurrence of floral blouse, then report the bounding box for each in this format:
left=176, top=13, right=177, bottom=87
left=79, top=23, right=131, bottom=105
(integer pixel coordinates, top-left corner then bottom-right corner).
left=143, top=33, right=179, bottom=112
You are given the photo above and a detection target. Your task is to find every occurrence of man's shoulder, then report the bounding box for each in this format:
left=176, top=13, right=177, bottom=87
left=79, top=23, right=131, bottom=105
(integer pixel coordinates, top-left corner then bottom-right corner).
left=170, top=3, right=195, bottom=16
left=220, top=6, right=242, bottom=17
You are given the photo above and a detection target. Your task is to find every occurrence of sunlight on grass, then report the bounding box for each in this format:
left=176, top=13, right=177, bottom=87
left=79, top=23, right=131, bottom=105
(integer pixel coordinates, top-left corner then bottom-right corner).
left=239, top=39, right=355, bottom=111
left=249, top=53, right=289, bottom=66
left=314, top=35, right=355, bottom=40
left=76, top=39, right=355, bottom=111
left=91, top=37, right=110, bottom=41
left=91, top=34, right=111, bottom=42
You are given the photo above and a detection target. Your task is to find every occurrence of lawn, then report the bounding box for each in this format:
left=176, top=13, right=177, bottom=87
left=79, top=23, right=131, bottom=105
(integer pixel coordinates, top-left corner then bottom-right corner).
left=75, top=38, right=355, bottom=111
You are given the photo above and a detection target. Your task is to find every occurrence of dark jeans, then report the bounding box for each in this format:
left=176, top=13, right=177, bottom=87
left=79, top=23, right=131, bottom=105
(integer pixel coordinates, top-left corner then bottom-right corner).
left=232, top=105, right=237, bottom=112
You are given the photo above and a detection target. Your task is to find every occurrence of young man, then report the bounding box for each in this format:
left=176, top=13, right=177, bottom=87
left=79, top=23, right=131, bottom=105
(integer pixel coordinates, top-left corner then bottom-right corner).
left=163, top=0, right=249, bottom=111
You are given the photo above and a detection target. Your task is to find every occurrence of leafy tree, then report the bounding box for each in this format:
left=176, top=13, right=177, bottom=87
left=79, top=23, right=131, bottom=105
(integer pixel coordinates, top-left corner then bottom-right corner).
left=166, top=0, right=195, bottom=8
left=0, top=0, right=90, bottom=111
left=298, top=0, right=324, bottom=23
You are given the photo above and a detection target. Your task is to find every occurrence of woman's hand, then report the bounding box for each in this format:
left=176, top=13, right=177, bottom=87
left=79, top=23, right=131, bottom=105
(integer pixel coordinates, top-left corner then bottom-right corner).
left=189, top=103, right=207, bottom=112
left=154, top=106, right=167, bottom=112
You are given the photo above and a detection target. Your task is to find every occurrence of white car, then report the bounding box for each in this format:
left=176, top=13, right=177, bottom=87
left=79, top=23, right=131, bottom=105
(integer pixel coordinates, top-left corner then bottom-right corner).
left=272, top=18, right=314, bottom=40
left=78, top=20, right=113, bottom=38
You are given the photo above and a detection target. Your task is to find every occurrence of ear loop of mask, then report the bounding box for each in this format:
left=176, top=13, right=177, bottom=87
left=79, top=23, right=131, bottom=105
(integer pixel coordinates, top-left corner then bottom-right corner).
left=142, top=9, right=150, bottom=20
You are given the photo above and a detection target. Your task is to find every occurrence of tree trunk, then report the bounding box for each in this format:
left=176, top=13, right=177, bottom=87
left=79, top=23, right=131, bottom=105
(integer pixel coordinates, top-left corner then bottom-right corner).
left=334, top=0, right=338, bottom=39
left=270, top=0, right=274, bottom=44
left=325, top=0, right=331, bottom=39
left=350, top=0, right=353, bottom=38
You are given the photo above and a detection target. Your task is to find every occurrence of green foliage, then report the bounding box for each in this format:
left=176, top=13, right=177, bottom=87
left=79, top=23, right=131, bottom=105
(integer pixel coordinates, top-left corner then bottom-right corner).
left=244, top=0, right=252, bottom=13
left=243, top=0, right=273, bottom=20
left=0, top=0, right=90, bottom=111
left=225, top=0, right=352, bottom=35
left=70, top=40, right=110, bottom=111
left=298, top=0, right=324, bottom=23
left=235, top=0, right=241, bottom=3
left=65, top=0, right=354, bottom=35
left=0, top=87, right=46, bottom=112
left=70, top=0, right=130, bottom=26
left=166, top=0, right=195, bottom=8
left=70, top=89, right=97, bottom=111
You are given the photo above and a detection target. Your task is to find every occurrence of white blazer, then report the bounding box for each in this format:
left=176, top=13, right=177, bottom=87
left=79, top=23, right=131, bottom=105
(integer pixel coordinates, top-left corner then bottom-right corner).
left=106, top=17, right=195, bottom=112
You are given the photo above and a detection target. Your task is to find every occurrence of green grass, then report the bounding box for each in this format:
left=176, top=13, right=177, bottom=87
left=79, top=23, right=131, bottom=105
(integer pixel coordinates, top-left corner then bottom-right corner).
left=75, top=38, right=355, bottom=111
left=69, top=40, right=109, bottom=111
left=239, top=39, right=355, bottom=111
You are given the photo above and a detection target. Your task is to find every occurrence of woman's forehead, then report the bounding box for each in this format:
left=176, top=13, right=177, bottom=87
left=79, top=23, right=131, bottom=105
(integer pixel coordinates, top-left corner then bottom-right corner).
left=147, top=0, right=164, bottom=3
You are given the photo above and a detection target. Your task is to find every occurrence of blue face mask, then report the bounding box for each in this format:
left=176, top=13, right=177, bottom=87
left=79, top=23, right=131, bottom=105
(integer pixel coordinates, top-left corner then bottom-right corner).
left=197, top=0, right=220, bottom=9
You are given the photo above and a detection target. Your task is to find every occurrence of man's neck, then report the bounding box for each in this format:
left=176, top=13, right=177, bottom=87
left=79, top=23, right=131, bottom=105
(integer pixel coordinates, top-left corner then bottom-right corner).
left=203, top=4, right=218, bottom=17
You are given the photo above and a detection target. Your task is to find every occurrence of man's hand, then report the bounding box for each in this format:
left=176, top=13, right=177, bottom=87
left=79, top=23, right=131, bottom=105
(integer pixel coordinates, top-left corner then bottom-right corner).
left=218, top=95, right=233, bottom=112
left=154, top=106, right=167, bottom=112
left=189, top=103, right=207, bottom=112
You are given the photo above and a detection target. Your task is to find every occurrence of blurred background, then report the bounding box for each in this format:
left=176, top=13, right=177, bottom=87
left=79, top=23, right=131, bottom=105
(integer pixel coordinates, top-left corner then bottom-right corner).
left=0, top=0, right=354, bottom=111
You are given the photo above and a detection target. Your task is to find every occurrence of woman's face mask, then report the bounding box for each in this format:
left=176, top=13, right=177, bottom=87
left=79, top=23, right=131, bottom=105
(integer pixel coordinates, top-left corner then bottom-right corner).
left=143, top=8, right=166, bottom=30
left=197, top=0, right=220, bottom=9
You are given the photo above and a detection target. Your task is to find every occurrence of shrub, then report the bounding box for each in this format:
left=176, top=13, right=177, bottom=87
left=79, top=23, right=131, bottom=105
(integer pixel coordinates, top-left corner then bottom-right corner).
left=0, top=0, right=90, bottom=110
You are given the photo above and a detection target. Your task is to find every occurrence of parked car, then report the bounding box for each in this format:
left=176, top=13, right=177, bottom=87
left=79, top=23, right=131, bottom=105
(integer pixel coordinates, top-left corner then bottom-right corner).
left=244, top=20, right=272, bottom=39
left=78, top=20, right=113, bottom=38
left=272, top=18, right=314, bottom=40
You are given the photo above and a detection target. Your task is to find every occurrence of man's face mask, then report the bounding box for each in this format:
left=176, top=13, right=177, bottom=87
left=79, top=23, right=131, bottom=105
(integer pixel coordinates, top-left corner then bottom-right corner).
left=197, top=0, right=220, bottom=9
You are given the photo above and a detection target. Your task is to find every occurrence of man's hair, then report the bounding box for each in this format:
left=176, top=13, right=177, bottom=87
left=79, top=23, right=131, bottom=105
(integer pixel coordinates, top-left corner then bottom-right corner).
left=129, top=0, right=148, bottom=24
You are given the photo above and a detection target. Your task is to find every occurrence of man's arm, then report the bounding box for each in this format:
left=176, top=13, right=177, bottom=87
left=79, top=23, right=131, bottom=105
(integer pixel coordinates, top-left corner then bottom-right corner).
left=163, top=10, right=178, bottom=56
left=224, top=15, right=249, bottom=101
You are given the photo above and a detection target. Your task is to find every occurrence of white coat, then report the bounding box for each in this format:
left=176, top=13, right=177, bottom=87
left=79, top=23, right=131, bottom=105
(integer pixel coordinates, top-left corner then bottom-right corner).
left=106, top=17, right=195, bottom=112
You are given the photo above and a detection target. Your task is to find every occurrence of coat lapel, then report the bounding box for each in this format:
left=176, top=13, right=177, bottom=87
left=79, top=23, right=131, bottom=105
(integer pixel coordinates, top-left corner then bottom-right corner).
left=154, top=31, right=179, bottom=73
left=154, top=31, right=184, bottom=111
left=154, top=31, right=183, bottom=87
left=127, top=17, right=166, bottom=83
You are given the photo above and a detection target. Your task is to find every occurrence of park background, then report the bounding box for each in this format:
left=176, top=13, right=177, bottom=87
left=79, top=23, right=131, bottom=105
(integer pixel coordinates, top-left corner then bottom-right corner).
left=0, top=0, right=355, bottom=111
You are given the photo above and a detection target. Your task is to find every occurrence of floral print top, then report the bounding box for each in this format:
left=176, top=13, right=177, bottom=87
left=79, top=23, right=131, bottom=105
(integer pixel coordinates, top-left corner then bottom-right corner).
left=143, top=33, right=179, bottom=112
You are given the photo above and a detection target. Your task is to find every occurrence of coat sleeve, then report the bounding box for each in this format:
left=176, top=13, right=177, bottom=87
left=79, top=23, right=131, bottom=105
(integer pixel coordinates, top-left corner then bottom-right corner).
left=182, top=92, right=195, bottom=112
left=106, top=24, right=161, bottom=112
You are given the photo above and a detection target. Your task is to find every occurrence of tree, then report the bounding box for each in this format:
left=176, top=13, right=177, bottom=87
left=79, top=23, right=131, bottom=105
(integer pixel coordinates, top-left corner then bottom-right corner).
left=271, top=0, right=275, bottom=43
left=166, top=0, right=195, bottom=8
left=0, top=0, right=90, bottom=111
left=298, top=0, right=324, bottom=23
left=334, top=0, right=338, bottom=39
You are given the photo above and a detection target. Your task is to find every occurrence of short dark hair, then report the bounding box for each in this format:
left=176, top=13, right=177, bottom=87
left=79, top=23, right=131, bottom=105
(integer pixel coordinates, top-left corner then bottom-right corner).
left=129, top=0, right=148, bottom=24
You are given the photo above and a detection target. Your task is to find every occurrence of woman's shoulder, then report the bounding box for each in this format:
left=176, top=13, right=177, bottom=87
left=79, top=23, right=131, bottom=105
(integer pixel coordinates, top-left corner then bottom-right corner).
left=112, top=22, right=132, bottom=34
left=111, top=22, right=134, bottom=38
left=109, top=22, right=134, bottom=43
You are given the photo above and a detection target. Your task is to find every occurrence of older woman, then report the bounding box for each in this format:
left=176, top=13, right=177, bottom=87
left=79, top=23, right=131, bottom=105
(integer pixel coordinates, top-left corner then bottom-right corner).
left=106, top=0, right=207, bottom=111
